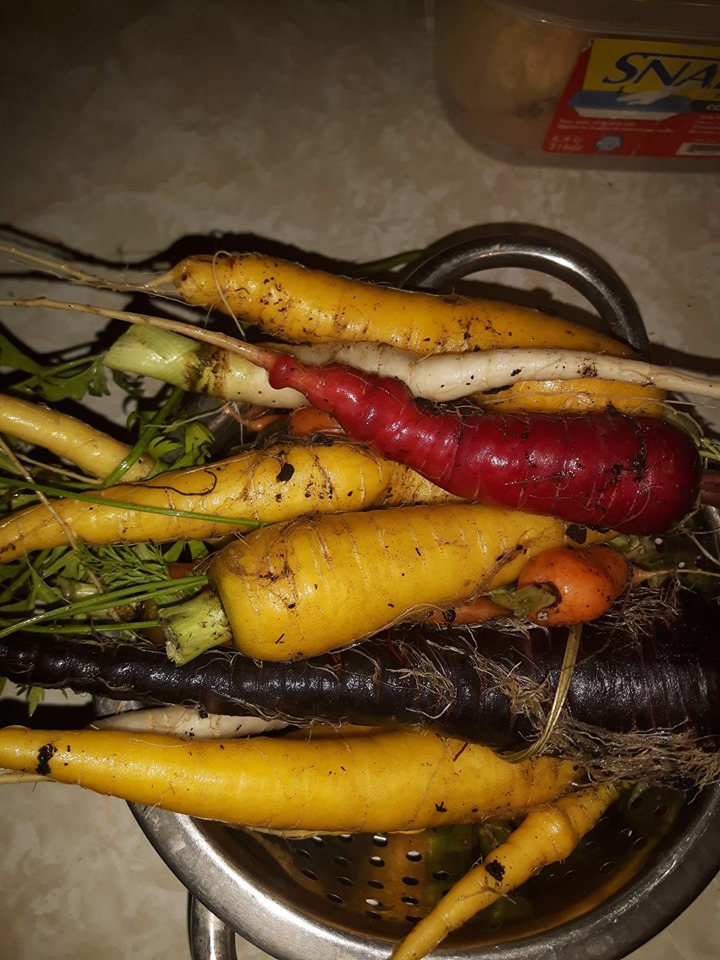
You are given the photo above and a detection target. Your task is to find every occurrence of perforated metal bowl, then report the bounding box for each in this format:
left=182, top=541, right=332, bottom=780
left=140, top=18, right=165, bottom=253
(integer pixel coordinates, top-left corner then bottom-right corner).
left=120, top=229, right=720, bottom=960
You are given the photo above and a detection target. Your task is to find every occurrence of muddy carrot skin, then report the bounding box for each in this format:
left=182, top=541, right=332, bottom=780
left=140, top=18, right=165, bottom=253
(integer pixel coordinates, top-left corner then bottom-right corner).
left=196, top=503, right=608, bottom=661
left=5, top=589, right=718, bottom=765
left=169, top=252, right=663, bottom=415
left=0, top=727, right=578, bottom=833
left=264, top=356, right=700, bottom=535
left=391, top=782, right=620, bottom=960
left=0, top=441, right=454, bottom=564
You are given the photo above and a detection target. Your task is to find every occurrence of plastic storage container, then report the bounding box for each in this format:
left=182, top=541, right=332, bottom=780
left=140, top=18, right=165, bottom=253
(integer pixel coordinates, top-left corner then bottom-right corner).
left=433, top=0, right=720, bottom=167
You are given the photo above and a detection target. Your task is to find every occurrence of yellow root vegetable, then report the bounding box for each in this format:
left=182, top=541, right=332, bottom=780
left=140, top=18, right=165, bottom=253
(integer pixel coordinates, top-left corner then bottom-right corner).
left=392, top=781, right=620, bottom=960
left=164, top=252, right=664, bottom=415
left=0, top=441, right=453, bottom=564
left=0, top=393, right=155, bottom=481
left=0, top=726, right=579, bottom=833
left=164, top=502, right=610, bottom=662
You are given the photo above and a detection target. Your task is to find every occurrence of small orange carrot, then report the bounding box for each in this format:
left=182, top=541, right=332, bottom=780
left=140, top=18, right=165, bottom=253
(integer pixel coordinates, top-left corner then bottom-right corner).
left=421, top=596, right=508, bottom=626
left=516, top=544, right=632, bottom=626
left=286, top=406, right=343, bottom=437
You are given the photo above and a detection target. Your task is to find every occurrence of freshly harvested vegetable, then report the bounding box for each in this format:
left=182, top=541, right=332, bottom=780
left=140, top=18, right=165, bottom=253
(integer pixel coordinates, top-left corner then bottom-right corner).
left=2, top=299, right=710, bottom=532
left=92, top=706, right=287, bottom=738
left=0, top=726, right=578, bottom=832
left=5, top=588, right=719, bottom=785
left=1, top=243, right=663, bottom=414
left=161, top=251, right=663, bottom=415
left=0, top=441, right=453, bottom=564
left=421, top=595, right=510, bottom=625
left=514, top=543, right=633, bottom=626
left=0, top=392, right=155, bottom=481
left=107, top=324, right=720, bottom=410
left=252, top=349, right=701, bottom=535
left=391, top=781, right=620, bottom=960
left=422, top=543, right=635, bottom=627
left=163, top=503, right=607, bottom=662
left=105, top=325, right=307, bottom=410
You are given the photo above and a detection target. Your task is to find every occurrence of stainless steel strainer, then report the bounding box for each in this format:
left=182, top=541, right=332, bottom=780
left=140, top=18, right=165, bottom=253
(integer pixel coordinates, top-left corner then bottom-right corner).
left=117, top=229, right=720, bottom=960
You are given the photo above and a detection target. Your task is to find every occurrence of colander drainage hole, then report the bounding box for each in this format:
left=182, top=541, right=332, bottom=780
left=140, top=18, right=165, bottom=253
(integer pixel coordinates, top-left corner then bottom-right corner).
left=301, top=869, right=318, bottom=881
left=401, top=896, right=419, bottom=906
left=367, top=879, right=384, bottom=890
left=632, top=836, right=648, bottom=851
left=311, top=836, right=326, bottom=847
left=405, top=916, right=422, bottom=925
left=599, top=861, right=617, bottom=876
left=365, top=898, right=383, bottom=907
left=406, top=850, right=422, bottom=862
left=327, top=893, right=344, bottom=904
left=402, top=876, right=420, bottom=887
left=365, top=911, right=383, bottom=921
left=432, top=870, right=450, bottom=880
left=333, top=855, right=350, bottom=866
left=296, top=848, right=312, bottom=860
left=372, top=834, right=389, bottom=847
left=369, top=856, right=385, bottom=867
left=337, top=876, right=354, bottom=887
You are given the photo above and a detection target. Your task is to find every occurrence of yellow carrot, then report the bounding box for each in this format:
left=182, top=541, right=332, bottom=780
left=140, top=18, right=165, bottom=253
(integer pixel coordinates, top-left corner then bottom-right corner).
left=0, top=393, right=155, bottom=481
left=165, top=252, right=664, bottom=416
left=165, top=502, right=610, bottom=662
left=0, top=726, right=579, bottom=833
left=392, top=781, right=620, bottom=960
left=0, top=441, right=454, bottom=564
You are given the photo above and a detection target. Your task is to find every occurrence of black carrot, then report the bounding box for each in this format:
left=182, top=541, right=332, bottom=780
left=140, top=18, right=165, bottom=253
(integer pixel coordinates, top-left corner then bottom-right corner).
left=2, top=589, right=719, bottom=785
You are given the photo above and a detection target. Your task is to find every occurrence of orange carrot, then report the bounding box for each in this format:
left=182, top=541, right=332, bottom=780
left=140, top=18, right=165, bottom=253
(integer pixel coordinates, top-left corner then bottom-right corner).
left=516, top=544, right=632, bottom=626
left=286, top=406, right=343, bottom=437
left=421, top=596, right=508, bottom=625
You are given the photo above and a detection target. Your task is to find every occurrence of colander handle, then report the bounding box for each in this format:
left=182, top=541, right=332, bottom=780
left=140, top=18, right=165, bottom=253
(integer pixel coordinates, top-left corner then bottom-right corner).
left=399, top=228, right=650, bottom=360
left=190, top=896, right=237, bottom=960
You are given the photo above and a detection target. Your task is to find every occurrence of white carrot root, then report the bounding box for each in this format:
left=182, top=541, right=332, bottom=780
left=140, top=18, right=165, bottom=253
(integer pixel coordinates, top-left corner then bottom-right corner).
left=104, top=324, right=307, bottom=408
left=7, top=297, right=717, bottom=406
left=92, top=705, right=287, bottom=738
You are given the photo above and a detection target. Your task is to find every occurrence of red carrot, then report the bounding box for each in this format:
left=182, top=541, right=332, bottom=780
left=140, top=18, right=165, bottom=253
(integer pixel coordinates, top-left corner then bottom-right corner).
left=262, top=355, right=700, bottom=535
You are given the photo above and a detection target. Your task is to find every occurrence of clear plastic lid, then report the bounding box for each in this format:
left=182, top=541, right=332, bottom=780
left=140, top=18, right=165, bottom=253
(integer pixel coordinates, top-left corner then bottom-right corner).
left=490, top=0, right=720, bottom=40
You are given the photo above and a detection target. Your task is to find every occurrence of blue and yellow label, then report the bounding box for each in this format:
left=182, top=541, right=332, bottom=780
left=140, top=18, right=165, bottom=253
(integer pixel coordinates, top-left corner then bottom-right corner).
left=583, top=39, right=720, bottom=109
left=544, top=37, right=720, bottom=158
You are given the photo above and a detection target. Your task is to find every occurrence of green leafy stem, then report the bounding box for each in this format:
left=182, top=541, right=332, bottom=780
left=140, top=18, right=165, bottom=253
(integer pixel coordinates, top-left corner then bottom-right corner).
left=0, top=574, right=209, bottom=640
left=0, top=475, right=266, bottom=528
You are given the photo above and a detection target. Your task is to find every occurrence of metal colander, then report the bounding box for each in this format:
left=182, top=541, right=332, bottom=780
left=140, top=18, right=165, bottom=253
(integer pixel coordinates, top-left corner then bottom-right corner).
left=119, top=229, right=720, bottom=960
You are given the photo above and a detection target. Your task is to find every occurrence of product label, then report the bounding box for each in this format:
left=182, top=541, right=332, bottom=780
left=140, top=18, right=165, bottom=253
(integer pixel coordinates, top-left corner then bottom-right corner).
left=543, top=38, right=720, bottom=158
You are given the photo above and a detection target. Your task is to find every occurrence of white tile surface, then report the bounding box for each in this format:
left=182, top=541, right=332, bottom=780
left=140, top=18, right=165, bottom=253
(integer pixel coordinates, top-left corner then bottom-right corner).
left=0, top=2, right=719, bottom=958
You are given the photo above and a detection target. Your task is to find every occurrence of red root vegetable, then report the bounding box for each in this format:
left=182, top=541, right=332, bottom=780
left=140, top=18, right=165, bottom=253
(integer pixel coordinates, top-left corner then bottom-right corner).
left=262, top=355, right=701, bottom=535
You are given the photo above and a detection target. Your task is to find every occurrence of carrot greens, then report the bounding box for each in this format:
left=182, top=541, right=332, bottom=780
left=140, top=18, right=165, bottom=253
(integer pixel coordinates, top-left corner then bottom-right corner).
left=0, top=332, right=133, bottom=403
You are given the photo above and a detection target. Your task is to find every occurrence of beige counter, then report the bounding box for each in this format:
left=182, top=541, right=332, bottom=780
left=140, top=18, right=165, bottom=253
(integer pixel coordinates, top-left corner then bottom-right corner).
left=1, top=3, right=719, bottom=959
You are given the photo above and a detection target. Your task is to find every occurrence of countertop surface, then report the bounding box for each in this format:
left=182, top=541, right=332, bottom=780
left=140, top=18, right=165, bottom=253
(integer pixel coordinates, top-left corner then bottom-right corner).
left=1, top=3, right=719, bottom=959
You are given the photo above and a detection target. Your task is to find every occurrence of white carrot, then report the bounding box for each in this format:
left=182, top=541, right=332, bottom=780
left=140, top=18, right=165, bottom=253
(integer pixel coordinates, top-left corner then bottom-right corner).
left=104, top=325, right=720, bottom=408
